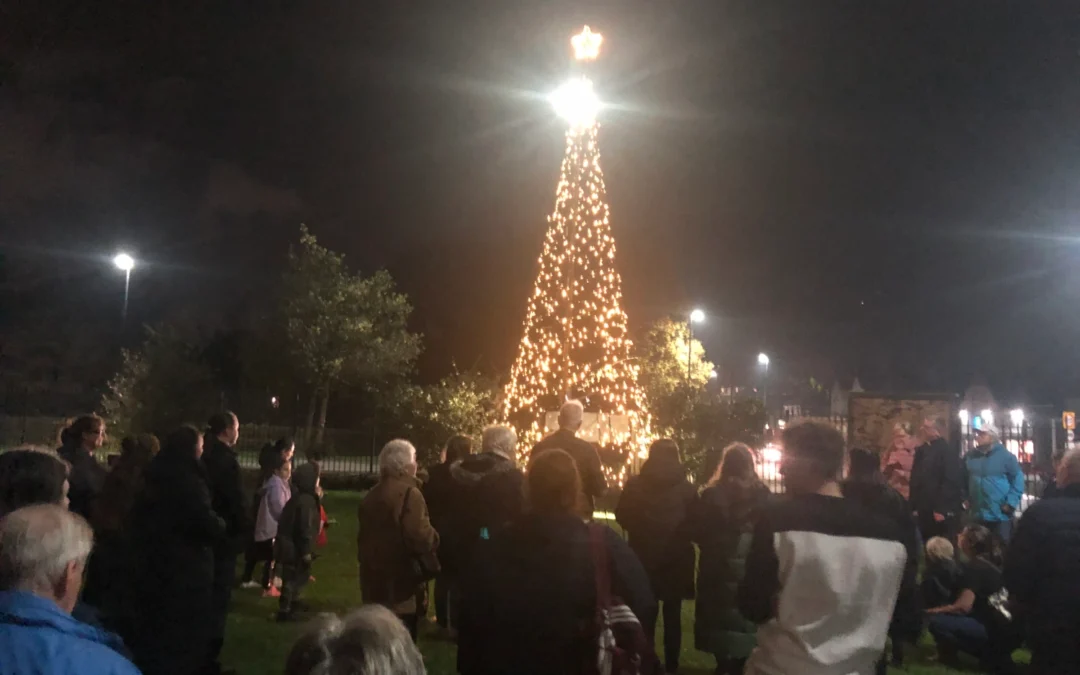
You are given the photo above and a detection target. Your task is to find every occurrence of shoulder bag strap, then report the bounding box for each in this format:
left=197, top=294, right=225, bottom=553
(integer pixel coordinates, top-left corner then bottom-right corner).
left=588, top=522, right=612, bottom=611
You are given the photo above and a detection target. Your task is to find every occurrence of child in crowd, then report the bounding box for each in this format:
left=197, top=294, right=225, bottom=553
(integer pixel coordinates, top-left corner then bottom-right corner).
left=275, top=462, right=322, bottom=622
left=241, top=455, right=292, bottom=594
left=922, top=536, right=962, bottom=609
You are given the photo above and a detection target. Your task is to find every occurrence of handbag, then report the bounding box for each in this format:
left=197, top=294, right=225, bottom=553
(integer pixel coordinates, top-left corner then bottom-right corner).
left=399, top=487, right=440, bottom=583
left=587, top=523, right=660, bottom=675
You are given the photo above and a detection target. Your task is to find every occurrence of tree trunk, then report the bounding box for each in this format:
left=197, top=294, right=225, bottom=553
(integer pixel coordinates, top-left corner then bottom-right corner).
left=303, top=387, right=318, bottom=449
left=315, top=381, right=330, bottom=447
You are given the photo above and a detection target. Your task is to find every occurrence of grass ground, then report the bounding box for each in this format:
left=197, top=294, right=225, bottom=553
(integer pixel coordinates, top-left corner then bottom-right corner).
left=221, top=491, right=996, bottom=675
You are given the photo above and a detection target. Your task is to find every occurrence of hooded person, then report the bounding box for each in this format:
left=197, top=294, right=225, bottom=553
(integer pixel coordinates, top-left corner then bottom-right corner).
left=275, top=462, right=322, bottom=622
left=615, top=438, right=698, bottom=674
left=451, top=426, right=526, bottom=551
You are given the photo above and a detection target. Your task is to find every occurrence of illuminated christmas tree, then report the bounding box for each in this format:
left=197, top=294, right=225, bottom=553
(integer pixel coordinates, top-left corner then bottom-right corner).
left=502, top=26, right=650, bottom=485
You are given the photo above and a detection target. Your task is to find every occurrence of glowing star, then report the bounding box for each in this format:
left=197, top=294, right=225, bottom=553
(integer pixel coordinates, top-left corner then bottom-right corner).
left=571, top=25, right=603, bottom=61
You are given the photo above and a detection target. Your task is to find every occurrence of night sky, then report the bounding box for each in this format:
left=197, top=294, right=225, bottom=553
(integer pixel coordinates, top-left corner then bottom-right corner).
left=3, top=2, right=1080, bottom=402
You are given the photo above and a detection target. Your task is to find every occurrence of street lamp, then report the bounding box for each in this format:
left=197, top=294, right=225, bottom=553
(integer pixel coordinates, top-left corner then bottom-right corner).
left=113, top=253, right=135, bottom=321
left=687, top=308, right=705, bottom=382
left=757, top=352, right=770, bottom=407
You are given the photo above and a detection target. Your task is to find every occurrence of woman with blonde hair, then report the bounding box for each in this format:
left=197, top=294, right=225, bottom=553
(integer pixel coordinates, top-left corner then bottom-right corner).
left=693, top=443, right=772, bottom=675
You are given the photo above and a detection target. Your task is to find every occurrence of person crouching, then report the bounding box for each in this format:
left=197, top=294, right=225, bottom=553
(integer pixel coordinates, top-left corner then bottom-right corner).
left=275, top=462, right=321, bottom=622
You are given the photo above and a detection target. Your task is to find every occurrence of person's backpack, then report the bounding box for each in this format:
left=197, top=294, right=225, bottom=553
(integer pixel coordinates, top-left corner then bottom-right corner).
left=587, top=523, right=660, bottom=675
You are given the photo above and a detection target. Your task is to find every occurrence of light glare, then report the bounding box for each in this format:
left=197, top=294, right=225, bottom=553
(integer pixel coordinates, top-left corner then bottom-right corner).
left=690, top=308, right=705, bottom=324
left=550, top=77, right=600, bottom=128
left=113, top=253, right=135, bottom=272
left=758, top=352, right=770, bottom=366
left=1009, top=408, right=1024, bottom=426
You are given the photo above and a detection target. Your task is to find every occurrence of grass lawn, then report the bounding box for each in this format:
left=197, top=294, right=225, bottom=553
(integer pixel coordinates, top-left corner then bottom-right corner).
left=221, top=491, right=996, bottom=675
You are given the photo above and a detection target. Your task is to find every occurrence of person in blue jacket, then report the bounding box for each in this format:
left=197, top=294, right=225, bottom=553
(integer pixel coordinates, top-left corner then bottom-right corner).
left=963, top=424, right=1024, bottom=543
left=0, top=504, right=141, bottom=675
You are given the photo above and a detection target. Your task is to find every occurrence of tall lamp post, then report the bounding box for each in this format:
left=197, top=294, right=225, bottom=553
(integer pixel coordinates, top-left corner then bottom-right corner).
left=113, top=253, right=135, bottom=321
left=757, top=352, right=771, bottom=406
left=688, top=308, right=705, bottom=382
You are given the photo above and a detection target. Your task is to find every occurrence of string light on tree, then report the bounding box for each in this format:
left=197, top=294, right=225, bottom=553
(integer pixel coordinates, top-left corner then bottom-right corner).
left=502, top=26, right=651, bottom=487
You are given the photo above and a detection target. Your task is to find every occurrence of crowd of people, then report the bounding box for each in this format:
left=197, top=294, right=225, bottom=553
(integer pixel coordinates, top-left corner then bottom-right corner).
left=0, top=403, right=1078, bottom=675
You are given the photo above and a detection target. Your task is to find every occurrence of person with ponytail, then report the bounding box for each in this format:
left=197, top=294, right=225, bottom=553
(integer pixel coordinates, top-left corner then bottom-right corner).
left=57, top=415, right=108, bottom=521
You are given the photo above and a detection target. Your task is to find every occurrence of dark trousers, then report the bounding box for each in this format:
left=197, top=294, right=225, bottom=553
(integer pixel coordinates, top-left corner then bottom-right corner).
left=241, top=539, right=275, bottom=588
left=917, top=511, right=959, bottom=544
left=714, top=657, right=746, bottom=675
left=643, top=598, right=682, bottom=673
left=977, top=519, right=1014, bottom=545
left=929, top=614, right=989, bottom=659
left=205, top=551, right=237, bottom=672
left=434, top=574, right=460, bottom=631
left=278, top=560, right=311, bottom=614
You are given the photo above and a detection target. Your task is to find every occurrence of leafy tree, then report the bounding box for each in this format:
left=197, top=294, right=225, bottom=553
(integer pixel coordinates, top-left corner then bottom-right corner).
left=677, top=393, right=765, bottom=482
left=282, top=225, right=421, bottom=445
left=100, top=324, right=219, bottom=439
left=379, top=368, right=498, bottom=465
left=634, top=317, right=715, bottom=433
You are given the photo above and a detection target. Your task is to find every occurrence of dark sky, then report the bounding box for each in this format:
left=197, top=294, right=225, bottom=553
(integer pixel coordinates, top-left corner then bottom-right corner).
left=3, top=2, right=1080, bottom=402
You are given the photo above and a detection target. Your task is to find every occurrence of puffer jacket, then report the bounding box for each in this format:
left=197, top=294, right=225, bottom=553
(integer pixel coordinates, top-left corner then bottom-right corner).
left=692, top=477, right=771, bottom=659
left=964, top=442, right=1024, bottom=523
left=275, top=463, right=320, bottom=566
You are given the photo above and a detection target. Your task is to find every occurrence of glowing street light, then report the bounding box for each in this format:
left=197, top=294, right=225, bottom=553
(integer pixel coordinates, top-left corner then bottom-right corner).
left=709, top=369, right=718, bottom=380
left=1009, top=408, right=1024, bottom=426
left=112, top=252, right=136, bottom=320
left=686, top=308, right=706, bottom=382
left=981, top=409, right=994, bottom=426
left=757, top=352, right=771, bottom=407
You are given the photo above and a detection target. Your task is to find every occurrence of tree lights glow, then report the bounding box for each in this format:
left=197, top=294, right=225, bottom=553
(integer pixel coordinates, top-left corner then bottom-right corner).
left=501, top=26, right=650, bottom=486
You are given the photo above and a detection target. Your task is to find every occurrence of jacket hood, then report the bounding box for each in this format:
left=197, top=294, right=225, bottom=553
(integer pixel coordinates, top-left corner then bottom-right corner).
left=292, top=463, right=319, bottom=496
left=450, top=452, right=516, bottom=486
left=639, top=454, right=689, bottom=487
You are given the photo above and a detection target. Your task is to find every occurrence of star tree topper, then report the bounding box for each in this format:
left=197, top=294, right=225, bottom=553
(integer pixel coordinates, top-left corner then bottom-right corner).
left=571, top=26, right=603, bottom=61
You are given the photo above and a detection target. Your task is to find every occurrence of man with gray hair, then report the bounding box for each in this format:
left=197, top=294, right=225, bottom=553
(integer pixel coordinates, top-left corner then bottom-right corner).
left=0, top=504, right=140, bottom=675
left=450, top=425, right=526, bottom=567
left=359, top=439, right=439, bottom=640
left=532, top=399, right=607, bottom=517
left=964, top=423, right=1024, bottom=543
left=1004, top=448, right=1080, bottom=673
left=285, top=605, right=426, bottom=675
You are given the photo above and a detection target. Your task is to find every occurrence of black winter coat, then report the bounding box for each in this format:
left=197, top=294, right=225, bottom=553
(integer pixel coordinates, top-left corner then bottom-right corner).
left=202, top=436, right=249, bottom=553
left=458, top=513, right=655, bottom=675
left=841, top=477, right=921, bottom=642
left=423, top=461, right=468, bottom=577
left=275, top=463, right=321, bottom=566
left=615, top=456, right=697, bottom=599
left=692, top=477, right=771, bottom=659
left=1004, top=483, right=1080, bottom=664
left=532, top=429, right=607, bottom=515
left=129, top=447, right=226, bottom=675
left=451, top=452, right=525, bottom=547
left=58, top=444, right=107, bottom=521
left=909, top=437, right=964, bottom=517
